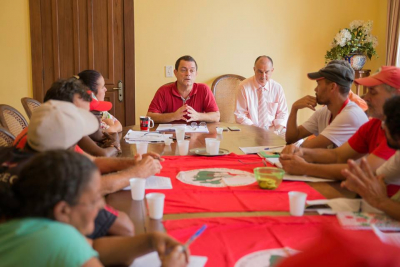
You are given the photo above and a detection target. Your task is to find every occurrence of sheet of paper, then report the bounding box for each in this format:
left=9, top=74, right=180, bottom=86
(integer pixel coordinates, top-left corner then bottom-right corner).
left=361, top=199, right=384, bottom=214
left=239, top=146, right=285, bottom=154
left=283, top=174, right=335, bottom=182
left=156, top=124, right=186, bottom=131
left=130, top=251, right=207, bottom=267
left=306, top=199, right=360, bottom=214
left=156, top=124, right=209, bottom=133
left=264, top=157, right=283, bottom=168
left=124, top=130, right=173, bottom=143
left=327, top=198, right=361, bottom=212
left=372, top=224, right=400, bottom=247
left=123, top=176, right=173, bottom=190
left=337, top=212, right=400, bottom=230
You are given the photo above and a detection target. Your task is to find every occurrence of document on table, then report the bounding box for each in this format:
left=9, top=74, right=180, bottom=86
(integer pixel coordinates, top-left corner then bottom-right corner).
left=372, top=224, right=400, bottom=247
left=306, top=198, right=383, bottom=215
left=239, top=146, right=284, bottom=154
left=264, top=157, right=282, bottom=168
left=337, top=212, right=400, bottom=230
left=130, top=251, right=207, bottom=267
left=156, top=124, right=209, bottom=133
left=124, top=130, right=172, bottom=143
left=283, top=174, right=335, bottom=183
left=123, top=176, right=173, bottom=190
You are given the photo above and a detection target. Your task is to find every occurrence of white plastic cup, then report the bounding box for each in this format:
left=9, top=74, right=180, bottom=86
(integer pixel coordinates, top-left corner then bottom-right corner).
left=175, top=127, right=185, bottom=141
left=129, top=178, right=146, bottom=201
left=205, top=138, right=215, bottom=154
left=288, top=191, right=308, bottom=216
left=163, top=136, right=173, bottom=146
left=216, top=127, right=223, bottom=135
left=177, top=140, right=190, bottom=156
left=136, top=142, right=148, bottom=156
left=146, top=193, right=165, bottom=220
left=209, top=140, right=220, bottom=155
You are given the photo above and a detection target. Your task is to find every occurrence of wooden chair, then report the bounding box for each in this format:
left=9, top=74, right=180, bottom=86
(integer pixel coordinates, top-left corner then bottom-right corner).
left=0, top=126, right=15, bottom=147
left=211, top=74, right=245, bottom=123
left=0, top=105, right=28, bottom=138
left=21, top=97, right=41, bottom=119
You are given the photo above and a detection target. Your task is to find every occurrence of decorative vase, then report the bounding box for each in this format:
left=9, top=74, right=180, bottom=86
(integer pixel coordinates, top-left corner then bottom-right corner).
left=344, top=54, right=367, bottom=71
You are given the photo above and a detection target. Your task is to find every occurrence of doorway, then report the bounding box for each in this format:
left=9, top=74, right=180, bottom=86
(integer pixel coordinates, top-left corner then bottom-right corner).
left=29, top=0, right=135, bottom=126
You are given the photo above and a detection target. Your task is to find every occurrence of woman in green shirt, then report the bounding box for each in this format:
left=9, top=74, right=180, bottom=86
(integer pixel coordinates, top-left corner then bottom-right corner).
left=0, top=150, right=187, bottom=267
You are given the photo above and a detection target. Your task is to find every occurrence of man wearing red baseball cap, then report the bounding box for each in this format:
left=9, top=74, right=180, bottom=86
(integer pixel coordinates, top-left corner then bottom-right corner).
left=280, top=66, right=400, bottom=180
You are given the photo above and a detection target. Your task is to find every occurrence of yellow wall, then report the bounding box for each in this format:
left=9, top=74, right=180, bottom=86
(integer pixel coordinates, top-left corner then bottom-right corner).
left=0, top=0, right=387, bottom=125
left=135, top=0, right=387, bottom=123
left=0, top=0, right=32, bottom=117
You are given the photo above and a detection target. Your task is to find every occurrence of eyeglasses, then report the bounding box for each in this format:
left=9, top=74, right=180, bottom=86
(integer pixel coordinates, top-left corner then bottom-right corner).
left=190, top=122, right=207, bottom=129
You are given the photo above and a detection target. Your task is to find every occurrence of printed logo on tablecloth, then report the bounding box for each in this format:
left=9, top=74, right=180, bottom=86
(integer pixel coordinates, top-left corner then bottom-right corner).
left=176, top=168, right=256, bottom=187
left=235, top=247, right=299, bottom=267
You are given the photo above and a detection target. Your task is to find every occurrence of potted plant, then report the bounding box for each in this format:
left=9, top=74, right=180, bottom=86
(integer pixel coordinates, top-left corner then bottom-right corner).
left=325, top=20, right=378, bottom=70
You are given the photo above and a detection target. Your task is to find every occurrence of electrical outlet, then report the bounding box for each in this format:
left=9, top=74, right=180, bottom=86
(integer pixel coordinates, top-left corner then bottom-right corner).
left=165, top=65, right=173, bottom=77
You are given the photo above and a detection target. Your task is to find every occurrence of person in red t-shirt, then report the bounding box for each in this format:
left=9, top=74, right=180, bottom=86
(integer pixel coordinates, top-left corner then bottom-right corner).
left=147, top=55, right=220, bottom=123
left=340, top=98, right=400, bottom=221
left=280, top=66, right=400, bottom=180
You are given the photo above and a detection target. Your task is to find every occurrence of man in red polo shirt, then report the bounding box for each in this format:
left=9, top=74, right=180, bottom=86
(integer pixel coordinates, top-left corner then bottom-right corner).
left=147, top=55, right=220, bottom=123
left=280, top=66, right=400, bottom=180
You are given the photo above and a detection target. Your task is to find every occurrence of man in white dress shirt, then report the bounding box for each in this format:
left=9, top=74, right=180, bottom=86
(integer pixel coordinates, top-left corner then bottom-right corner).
left=234, top=56, right=288, bottom=134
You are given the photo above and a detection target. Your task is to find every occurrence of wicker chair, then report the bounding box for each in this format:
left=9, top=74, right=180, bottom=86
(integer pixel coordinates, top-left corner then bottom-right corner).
left=21, top=97, right=41, bottom=119
left=0, top=126, right=15, bottom=147
left=211, top=74, right=245, bottom=123
left=0, top=105, right=28, bottom=138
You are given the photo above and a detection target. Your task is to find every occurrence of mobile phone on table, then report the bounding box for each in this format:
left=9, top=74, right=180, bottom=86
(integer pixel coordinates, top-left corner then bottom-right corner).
left=220, top=126, right=229, bottom=131
left=228, top=126, right=241, bottom=131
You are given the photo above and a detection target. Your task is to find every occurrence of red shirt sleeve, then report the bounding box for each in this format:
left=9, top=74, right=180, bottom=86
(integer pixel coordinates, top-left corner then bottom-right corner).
left=347, top=122, right=369, bottom=154
left=148, top=86, right=167, bottom=113
left=348, top=119, right=395, bottom=160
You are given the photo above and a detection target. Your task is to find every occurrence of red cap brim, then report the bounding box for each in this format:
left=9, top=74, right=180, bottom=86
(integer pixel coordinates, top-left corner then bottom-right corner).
left=90, top=99, right=112, bottom=111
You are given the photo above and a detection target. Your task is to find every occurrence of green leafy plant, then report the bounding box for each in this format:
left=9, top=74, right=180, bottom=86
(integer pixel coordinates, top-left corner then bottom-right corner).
left=325, top=20, right=378, bottom=63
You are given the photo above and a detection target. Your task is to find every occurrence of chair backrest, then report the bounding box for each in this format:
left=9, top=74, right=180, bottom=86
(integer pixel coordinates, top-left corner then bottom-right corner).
left=211, top=74, right=245, bottom=123
left=0, top=105, right=28, bottom=138
left=0, top=126, right=15, bottom=147
left=21, top=97, right=41, bottom=119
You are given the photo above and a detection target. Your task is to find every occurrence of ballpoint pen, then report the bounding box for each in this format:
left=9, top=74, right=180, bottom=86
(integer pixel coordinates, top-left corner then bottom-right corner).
left=264, top=146, right=284, bottom=151
left=183, top=225, right=207, bottom=251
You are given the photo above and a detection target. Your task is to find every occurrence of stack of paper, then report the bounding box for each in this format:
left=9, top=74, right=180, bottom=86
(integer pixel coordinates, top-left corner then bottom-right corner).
left=123, top=176, right=173, bottom=190
left=124, top=130, right=172, bottom=144
left=156, top=124, right=209, bottom=133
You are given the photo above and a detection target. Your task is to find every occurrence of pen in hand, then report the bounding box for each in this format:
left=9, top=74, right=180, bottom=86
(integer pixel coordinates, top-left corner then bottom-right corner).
left=183, top=224, right=207, bottom=251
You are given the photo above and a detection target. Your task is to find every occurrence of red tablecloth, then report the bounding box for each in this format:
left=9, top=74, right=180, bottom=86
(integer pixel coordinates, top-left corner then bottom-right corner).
left=164, top=215, right=355, bottom=267
left=164, top=216, right=394, bottom=267
left=146, top=154, right=326, bottom=214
